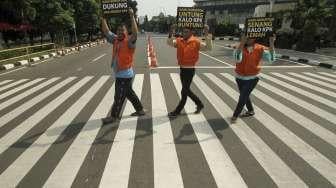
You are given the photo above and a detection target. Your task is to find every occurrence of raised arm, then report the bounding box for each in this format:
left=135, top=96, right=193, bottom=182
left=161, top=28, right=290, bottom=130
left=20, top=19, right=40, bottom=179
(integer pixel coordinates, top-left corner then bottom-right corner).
left=200, top=25, right=213, bottom=51
left=101, top=18, right=110, bottom=36
left=167, top=24, right=177, bottom=48
left=129, top=8, right=138, bottom=42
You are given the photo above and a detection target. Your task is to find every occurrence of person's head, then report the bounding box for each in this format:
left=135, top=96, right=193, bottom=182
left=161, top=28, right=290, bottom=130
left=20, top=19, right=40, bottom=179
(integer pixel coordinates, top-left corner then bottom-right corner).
left=245, top=38, right=256, bottom=47
left=182, top=28, right=193, bottom=40
left=116, top=24, right=127, bottom=41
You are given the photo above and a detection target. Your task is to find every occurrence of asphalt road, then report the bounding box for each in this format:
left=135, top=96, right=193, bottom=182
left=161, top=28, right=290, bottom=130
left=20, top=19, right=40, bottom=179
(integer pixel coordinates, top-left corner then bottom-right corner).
left=0, top=34, right=335, bottom=188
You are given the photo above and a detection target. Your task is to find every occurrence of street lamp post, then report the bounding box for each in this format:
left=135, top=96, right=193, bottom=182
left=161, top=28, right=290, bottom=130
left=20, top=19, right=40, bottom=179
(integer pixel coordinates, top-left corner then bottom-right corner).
left=73, top=23, right=78, bottom=44
left=270, top=0, right=275, bottom=15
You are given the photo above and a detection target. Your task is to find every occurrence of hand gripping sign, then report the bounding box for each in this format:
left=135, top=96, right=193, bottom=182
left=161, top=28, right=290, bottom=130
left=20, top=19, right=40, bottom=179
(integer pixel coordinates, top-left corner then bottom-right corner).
left=245, top=17, right=274, bottom=39
left=102, top=0, right=129, bottom=16
left=176, top=7, right=205, bottom=29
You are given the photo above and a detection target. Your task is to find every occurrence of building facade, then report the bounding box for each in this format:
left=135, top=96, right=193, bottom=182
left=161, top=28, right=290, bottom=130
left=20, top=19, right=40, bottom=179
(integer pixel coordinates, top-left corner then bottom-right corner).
left=194, top=0, right=297, bottom=25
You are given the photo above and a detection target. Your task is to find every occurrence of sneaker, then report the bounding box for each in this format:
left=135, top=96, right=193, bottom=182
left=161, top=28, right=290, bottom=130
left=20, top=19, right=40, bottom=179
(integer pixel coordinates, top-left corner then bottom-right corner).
left=102, top=116, right=117, bottom=125
left=194, top=104, right=204, bottom=114
left=230, top=116, right=238, bottom=124
left=168, top=111, right=180, bottom=117
left=239, top=111, right=255, bottom=118
left=130, top=110, right=146, bottom=117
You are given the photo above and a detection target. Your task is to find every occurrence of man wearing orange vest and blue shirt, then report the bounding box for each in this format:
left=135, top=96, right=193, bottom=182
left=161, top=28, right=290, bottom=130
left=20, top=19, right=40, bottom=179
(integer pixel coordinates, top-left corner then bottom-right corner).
left=167, top=25, right=213, bottom=117
left=101, top=8, right=145, bottom=124
left=231, top=35, right=276, bottom=124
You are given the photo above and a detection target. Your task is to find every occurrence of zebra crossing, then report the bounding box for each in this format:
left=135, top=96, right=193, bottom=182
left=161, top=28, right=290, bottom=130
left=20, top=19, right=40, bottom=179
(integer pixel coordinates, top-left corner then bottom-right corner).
left=0, top=71, right=335, bottom=188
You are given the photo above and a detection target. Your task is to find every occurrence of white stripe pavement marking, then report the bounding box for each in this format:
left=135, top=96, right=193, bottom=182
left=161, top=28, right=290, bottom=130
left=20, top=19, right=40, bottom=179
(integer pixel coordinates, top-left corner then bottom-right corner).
left=260, top=74, right=336, bottom=110
left=272, top=73, right=336, bottom=98
left=318, top=72, right=336, bottom=79
left=288, top=72, right=336, bottom=90
left=0, top=78, right=67, bottom=128
left=152, top=66, right=313, bottom=69
left=0, top=79, right=28, bottom=92
left=201, top=74, right=307, bottom=187
left=0, top=76, right=107, bottom=187
left=207, top=73, right=336, bottom=186
left=43, top=78, right=113, bottom=188
left=171, top=73, right=247, bottom=188
left=99, top=74, right=144, bottom=188
left=91, top=54, right=106, bottom=63
left=0, top=80, right=12, bottom=86
left=222, top=73, right=336, bottom=148
left=0, top=78, right=45, bottom=100
left=257, top=78, right=336, bottom=124
left=303, top=72, right=336, bottom=84
left=200, top=52, right=234, bottom=67
left=151, top=74, right=184, bottom=188
left=0, top=77, right=91, bottom=155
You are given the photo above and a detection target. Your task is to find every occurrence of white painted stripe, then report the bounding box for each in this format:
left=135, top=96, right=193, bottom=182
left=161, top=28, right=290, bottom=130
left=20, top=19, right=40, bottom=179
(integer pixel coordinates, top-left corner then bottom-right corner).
left=200, top=52, right=234, bottom=67
left=222, top=73, right=336, bottom=148
left=91, top=54, right=106, bottom=63
left=303, top=72, right=336, bottom=84
left=0, top=76, right=108, bottom=188
left=207, top=73, right=336, bottom=186
left=0, top=78, right=45, bottom=100
left=272, top=73, right=336, bottom=98
left=0, top=80, right=12, bottom=86
left=257, top=78, right=336, bottom=124
left=260, top=74, right=336, bottom=110
left=99, top=74, right=144, bottom=188
left=152, top=66, right=312, bottom=69
left=0, top=78, right=64, bottom=127
left=288, top=72, right=336, bottom=90
left=0, top=79, right=28, bottom=93
left=171, top=73, right=247, bottom=188
left=44, top=80, right=114, bottom=188
left=201, top=74, right=307, bottom=187
left=151, top=74, right=184, bottom=188
left=318, top=72, right=336, bottom=79
left=0, top=77, right=91, bottom=156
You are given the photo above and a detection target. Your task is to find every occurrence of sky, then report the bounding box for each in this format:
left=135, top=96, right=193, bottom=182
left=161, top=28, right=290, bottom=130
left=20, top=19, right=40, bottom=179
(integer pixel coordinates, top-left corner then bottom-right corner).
left=137, top=0, right=195, bottom=18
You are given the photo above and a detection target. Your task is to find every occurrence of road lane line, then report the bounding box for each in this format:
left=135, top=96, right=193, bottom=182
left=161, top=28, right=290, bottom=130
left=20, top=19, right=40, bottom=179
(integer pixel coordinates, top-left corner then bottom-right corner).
left=151, top=73, right=184, bottom=188
left=0, top=77, right=92, bottom=155
left=0, top=80, right=12, bottom=86
left=256, top=78, right=336, bottom=124
left=288, top=73, right=336, bottom=90
left=222, top=73, right=336, bottom=148
left=318, top=72, right=336, bottom=79
left=303, top=72, right=336, bottom=84
left=43, top=81, right=114, bottom=187
left=171, top=73, right=247, bottom=188
left=0, top=76, right=107, bottom=187
left=272, top=73, right=336, bottom=98
left=91, top=54, right=107, bottom=63
left=200, top=74, right=307, bottom=187
left=0, top=78, right=45, bottom=100
left=207, top=73, right=336, bottom=186
left=0, top=79, right=28, bottom=93
left=199, top=52, right=234, bottom=67
left=0, top=78, right=70, bottom=128
left=260, top=73, right=336, bottom=110
left=99, top=74, right=144, bottom=188
left=151, top=66, right=313, bottom=69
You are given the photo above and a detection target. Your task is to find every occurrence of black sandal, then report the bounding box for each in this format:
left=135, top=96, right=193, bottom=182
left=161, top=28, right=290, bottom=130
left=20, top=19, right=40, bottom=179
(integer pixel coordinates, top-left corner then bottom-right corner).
left=240, top=111, right=255, bottom=118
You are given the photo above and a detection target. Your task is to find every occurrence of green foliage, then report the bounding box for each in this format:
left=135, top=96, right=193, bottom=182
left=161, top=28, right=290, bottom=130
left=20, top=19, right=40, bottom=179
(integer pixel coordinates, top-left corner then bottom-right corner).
left=140, top=13, right=176, bottom=33
left=214, top=21, right=238, bottom=36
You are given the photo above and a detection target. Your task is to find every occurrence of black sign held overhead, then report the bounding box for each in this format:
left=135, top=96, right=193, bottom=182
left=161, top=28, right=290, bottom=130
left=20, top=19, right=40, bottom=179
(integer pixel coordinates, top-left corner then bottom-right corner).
left=246, top=17, right=274, bottom=39
left=101, top=0, right=128, bottom=16
left=176, top=7, right=205, bottom=29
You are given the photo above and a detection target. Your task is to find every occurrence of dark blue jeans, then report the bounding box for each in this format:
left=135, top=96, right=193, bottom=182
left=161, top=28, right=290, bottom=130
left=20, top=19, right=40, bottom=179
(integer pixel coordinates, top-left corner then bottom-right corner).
left=233, top=77, right=259, bottom=118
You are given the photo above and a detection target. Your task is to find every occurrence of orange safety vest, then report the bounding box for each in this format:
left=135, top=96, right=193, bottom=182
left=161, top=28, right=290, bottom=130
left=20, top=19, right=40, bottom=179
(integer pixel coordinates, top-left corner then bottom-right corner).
left=235, top=43, right=266, bottom=76
left=176, top=36, right=201, bottom=67
left=112, top=36, right=135, bottom=71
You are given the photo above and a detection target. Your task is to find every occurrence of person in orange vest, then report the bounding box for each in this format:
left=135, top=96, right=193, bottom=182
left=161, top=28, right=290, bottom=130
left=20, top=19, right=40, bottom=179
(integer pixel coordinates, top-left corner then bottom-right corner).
left=167, top=25, right=213, bottom=117
left=101, top=8, right=145, bottom=124
left=231, top=35, right=276, bottom=124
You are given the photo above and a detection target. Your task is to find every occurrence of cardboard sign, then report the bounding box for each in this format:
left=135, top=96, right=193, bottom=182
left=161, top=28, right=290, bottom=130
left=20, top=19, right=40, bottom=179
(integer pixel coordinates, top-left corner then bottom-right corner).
left=102, top=0, right=128, bottom=16
left=246, top=17, right=274, bottom=38
left=176, top=7, right=205, bottom=29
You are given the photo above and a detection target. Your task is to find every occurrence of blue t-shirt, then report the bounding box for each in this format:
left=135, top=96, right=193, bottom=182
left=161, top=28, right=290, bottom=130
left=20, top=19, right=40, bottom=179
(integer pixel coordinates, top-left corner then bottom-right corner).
left=105, top=31, right=135, bottom=78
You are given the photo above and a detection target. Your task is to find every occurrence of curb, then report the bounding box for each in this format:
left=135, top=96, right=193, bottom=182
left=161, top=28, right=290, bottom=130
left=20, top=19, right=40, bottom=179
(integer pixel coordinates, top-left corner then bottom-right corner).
left=0, top=40, right=107, bottom=71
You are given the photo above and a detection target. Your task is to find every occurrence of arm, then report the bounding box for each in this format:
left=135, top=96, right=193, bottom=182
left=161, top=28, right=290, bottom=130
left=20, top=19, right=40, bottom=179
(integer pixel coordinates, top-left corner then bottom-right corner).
left=200, top=25, right=213, bottom=51
left=129, top=8, right=138, bottom=43
left=167, top=24, right=177, bottom=48
left=101, top=17, right=116, bottom=43
left=262, top=34, right=276, bottom=63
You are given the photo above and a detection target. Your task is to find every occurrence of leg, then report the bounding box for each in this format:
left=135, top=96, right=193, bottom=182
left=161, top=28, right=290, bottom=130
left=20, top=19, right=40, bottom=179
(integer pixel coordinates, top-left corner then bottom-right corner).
left=185, top=69, right=203, bottom=108
left=125, top=78, right=144, bottom=115
left=232, top=78, right=258, bottom=118
left=172, top=68, right=189, bottom=114
left=111, top=78, right=128, bottom=118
